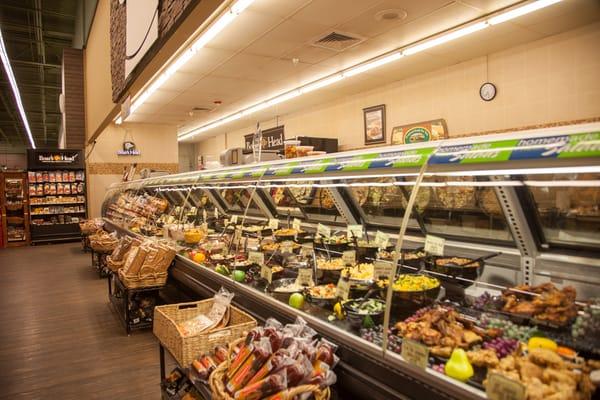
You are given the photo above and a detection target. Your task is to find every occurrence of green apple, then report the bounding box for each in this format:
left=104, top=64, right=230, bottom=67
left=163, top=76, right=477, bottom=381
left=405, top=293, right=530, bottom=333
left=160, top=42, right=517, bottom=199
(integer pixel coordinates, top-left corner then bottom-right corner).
left=289, top=293, right=305, bottom=309
left=233, top=270, right=246, bottom=282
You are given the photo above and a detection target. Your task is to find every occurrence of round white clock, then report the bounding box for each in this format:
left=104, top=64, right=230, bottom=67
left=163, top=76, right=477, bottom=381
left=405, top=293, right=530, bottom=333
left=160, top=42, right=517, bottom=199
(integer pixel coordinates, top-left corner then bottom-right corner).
left=480, top=82, right=497, bottom=101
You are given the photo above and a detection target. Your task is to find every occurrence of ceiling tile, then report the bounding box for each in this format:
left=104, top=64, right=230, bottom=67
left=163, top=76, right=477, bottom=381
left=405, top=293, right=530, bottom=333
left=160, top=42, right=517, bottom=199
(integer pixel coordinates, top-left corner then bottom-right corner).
left=160, top=71, right=202, bottom=92
left=178, top=47, right=235, bottom=75
left=248, top=0, right=312, bottom=18
left=291, top=0, right=383, bottom=27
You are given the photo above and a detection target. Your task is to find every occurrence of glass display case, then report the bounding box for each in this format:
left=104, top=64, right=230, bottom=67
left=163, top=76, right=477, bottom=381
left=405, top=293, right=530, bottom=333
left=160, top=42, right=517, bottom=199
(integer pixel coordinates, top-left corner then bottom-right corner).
left=102, top=123, right=600, bottom=400
left=1, top=172, right=30, bottom=246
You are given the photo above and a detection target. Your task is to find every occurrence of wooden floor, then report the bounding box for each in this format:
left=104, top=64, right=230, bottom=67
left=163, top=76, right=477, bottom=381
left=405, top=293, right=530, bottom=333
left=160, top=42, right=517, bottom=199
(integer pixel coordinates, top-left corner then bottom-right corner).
left=0, top=242, right=164, bottom=399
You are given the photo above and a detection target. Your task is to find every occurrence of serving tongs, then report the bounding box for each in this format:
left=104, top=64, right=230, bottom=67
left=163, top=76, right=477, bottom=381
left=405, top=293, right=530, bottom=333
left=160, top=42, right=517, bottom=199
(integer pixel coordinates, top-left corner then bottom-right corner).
left=454, top=251, right=502, bottom=267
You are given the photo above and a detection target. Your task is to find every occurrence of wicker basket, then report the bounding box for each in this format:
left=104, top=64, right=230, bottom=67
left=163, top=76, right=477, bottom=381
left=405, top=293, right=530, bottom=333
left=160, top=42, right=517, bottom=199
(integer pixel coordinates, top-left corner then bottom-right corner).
left=118, top=267, right=167, bottom=289
left=208, top=338, right=329, bottom=400
left=90, top=241, right=118, bottom=253
left=5, top=203, right=23, bottom=211
left=107, top=256, right=125, bottom=272
left=153, top=299, right=256, bottom=368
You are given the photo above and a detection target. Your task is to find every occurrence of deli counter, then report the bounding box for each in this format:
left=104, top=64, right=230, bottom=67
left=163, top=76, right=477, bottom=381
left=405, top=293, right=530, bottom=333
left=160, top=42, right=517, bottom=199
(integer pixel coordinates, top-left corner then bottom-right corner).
left=102, top=123, right=600, bottom=400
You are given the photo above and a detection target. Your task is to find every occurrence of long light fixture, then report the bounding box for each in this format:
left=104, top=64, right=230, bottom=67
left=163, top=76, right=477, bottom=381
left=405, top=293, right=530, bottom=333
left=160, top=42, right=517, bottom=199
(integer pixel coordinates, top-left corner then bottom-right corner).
left=0, top=29, right=36, bottom=148
left=116, top=0, right=256, bottom=125
left=176, top=0, right=564, bottom=141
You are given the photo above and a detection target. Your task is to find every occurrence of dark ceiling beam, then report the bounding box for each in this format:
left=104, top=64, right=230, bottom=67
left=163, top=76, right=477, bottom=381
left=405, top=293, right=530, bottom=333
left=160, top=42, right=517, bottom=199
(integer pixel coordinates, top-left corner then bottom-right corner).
left=4, top=36, right=70, bottom=47
left=0, top=81, right=61, bottom=90
left=9, top=59, right=62, bottom=68
left=0, top=91, right=25, bottom=146
left=0, top=23, right=75, bottom=40
left=0, top=4, right=76, bottom=20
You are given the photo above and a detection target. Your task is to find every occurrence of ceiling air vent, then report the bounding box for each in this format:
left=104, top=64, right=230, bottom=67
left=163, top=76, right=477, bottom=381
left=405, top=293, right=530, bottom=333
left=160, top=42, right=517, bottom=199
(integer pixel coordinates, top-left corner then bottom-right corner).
left=311, top=31, right=365, bottom=52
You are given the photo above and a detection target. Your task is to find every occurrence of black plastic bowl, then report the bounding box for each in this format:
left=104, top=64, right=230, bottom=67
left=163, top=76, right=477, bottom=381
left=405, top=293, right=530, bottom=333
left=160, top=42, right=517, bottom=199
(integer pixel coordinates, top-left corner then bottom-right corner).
left=352, top=244, right=394, bottom=263
left=267, top=278, right=303, bottom=303
left=425, top=256, right=484, bottom=288
left=314, top=239, right=349, bottom=255
left=343, top=298, right=386, bottom=329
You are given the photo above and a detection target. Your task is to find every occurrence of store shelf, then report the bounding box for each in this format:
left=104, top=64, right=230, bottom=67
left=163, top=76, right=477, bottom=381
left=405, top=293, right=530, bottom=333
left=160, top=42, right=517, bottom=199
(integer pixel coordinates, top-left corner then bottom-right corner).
left=30, top=201, right=85, bottom=206
left=31, top=211, right=86, bottom=216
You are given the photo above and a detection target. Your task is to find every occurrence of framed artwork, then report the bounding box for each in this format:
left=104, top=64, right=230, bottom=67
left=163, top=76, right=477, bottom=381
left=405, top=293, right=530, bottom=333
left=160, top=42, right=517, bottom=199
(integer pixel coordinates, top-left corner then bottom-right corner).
left=390, top=119, right=448, bottom=145
left=363, top=104, right=386, bottom=145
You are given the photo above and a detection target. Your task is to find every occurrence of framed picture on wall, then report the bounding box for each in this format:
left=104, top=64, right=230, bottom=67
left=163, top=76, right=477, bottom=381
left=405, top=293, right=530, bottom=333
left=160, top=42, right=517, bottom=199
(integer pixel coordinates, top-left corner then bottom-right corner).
left=363, top=104, right=386, bottom=145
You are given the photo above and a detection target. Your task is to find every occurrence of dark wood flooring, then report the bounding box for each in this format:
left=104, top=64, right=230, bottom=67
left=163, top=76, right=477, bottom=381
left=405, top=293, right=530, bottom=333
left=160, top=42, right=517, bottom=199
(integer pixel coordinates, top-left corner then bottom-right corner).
left=0, top=243, right=165, bottom=399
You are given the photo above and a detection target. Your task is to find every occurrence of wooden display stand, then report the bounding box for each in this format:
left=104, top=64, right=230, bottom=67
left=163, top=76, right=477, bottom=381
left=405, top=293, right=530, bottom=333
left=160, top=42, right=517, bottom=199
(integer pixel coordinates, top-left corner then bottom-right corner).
left=1, top=171, right=31, bottom=247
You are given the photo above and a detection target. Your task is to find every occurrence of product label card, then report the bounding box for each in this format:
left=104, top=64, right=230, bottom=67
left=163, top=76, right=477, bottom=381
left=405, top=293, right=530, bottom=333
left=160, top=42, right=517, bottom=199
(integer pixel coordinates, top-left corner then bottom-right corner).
left=296, top=268, right=314, bottom=286
left=342, top=250, right=356, bottom=266
left=260, top=265, right=272, bottom=283
left=486, top=373, right=526, bottom=400
left=268, top=218, right=279, bottom=230
left=300, top=243, right=314, bottom=257
left=280, top=241, right=294, bottom=254
left=214, top=208, right=219, bottom=219
left=246, top=238, right=260, bottom=250
left=336, top=277, right=350, bottom=300
left=374, top=231, right=390, bottom=248
left=248, top=251, right=264, bottom=265
left=292, top=218, right=302, bottom=231
left=373, top=260, right=394, bottom=279
left=230, top=215, right=238, bottom=224
left=317, top=223, right=331, bottom=238
left=424, top=234, right=445, bottom=256
left=401, top=339, right=429, bottom=369
left=202, top=209, right=207, bottom=221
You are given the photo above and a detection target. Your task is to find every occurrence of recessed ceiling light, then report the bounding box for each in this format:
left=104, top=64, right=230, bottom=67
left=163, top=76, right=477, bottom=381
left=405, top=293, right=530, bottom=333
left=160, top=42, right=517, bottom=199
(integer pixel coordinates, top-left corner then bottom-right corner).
left=375, top=9, right=407, bottom=22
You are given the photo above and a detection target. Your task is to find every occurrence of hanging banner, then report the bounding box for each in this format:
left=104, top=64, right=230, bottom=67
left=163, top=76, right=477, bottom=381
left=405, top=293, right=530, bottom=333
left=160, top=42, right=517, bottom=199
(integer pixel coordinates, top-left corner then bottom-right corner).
left=391, top=119, right=448, bottom=145
left=244, top=126, right=285, bottom=151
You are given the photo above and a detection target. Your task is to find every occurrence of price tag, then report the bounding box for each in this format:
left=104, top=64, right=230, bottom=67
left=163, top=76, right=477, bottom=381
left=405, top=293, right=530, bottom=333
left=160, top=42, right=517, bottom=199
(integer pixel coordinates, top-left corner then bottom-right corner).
left=346, top=224, right=363, bottom=241
left=230, top=215, right=238, bottom=224
left=202, top=209, right=207, bottom=221
left=300, top=243, right=314, bottom=257
left=374, top=231, right=390, bottom=248
left=317, top=223, right=331, bottom=238
left=233, top=228, right=242, bottom=245
left=424, top=234, right=445, bottom=256
left=401, top=339, right=429, bottom=369
left=223, top=218, right=229, bottom=226
left=336, top=277, right=350, bottom=300
left=280, top=241, right=294, bottom=254
left=268, top=219, right=279, bottom=230
left=260, top=265, right=273, bottom=283
left=292, top=218, right=302, bottom=231
left=248, top=251, right=264, bottom=266
left=247, top=238, right=260, bottom=250
left=373, top=260, right=394, bottom=279
left=201, top=222, right=208, bottom=232
left=214, top=208, right=219, bottom=219
left=486, top=373, right=526, bottom=400
left=342, top=250, right=356, bottom=266
left=296, top=268, right=313, bottom=286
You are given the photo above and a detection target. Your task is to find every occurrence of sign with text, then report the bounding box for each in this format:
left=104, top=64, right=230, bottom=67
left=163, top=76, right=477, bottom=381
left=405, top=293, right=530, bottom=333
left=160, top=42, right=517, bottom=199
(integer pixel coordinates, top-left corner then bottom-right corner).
left=317, top=223, right=331, bottom=238
left=424, top=235, right=445, bottom=256
left=248, top=251, right=264, bottom=265
left=260, top=265, right=273, bottom=283
left=391, top=119, right=448, bottom=145
left=373, top=261, right=394, bottom=279
left=342, top=250, right=356, bottom=266
left=401, top=339, right=429, bottom=369
left=292, top=218, right=302, bottom=231
left=336, top=277, right=350, bottom=300
left=486, top=373, right=526, bottom=400
left=347, top=224, right=363, bottom=241
left=296, top=268, right=314, bottom=286
left=374, top=231, right=390, bottom=248
left=244, top=125, right=285, bottom=151
left=268, top=219, right=279, bottom=230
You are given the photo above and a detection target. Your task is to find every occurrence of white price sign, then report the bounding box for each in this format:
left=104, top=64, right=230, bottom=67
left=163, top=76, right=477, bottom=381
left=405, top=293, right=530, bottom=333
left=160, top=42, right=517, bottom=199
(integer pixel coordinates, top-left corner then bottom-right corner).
left=201, top=222, right=208, bottom=232
left=346, top=224, right=363, bottom=241
left=300, top=243, right=314, bottom=257
left=373, top=261, right=394, bottom=279
left=260, top=265, right=273, bottom=283
left=248, top=251, right=264, bottom=266
left=317, top=223, right=331, bottom=238
left=336, top=277, right=350, bottom=300
left=280, top=241, right=294, bottom=254
left=268, top=219, right=279, bottom=230
left=233, top=228, right=242, bottom=245
left=202, top=209, right=207, bottom=221
left=424, top=235, right=445, bottom=256
left=230, top=215, right=238, bottom=224
left=292, top=218, right=302, bottom=231
left=342, top=250, right=356, bottom=266
left=296, top=268, right=313, bottom=286
left=401, top=339, right=429, bottom=369
left=214, top=208, right=219, bottom=219
left=486, top=373, right=526, bottom=400
left=246, top=238, right=260, bottom=250
left=374, top=231, right=390, bottom=248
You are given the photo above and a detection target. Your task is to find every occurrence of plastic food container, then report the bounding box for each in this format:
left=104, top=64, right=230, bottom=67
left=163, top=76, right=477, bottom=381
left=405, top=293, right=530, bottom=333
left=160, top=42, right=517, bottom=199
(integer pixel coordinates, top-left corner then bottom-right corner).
left=295, top=145, right=314, bottom=157
left=307, top=150, right=326, bottom=156
left=284, top=140, right=301, bottom=159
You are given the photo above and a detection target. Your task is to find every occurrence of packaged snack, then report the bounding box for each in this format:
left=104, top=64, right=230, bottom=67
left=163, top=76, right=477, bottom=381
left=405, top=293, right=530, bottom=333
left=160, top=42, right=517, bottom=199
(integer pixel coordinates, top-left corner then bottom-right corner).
left=62, top=171, right=69, bottom=182
left=214, top=345, right=228, bottom=364
left=228, top=330, right=260, bottom=377
left=200, top=355, right=218, bottom=375
left=192, top=359, right=209, bottom=380
left=64, top=183, right=71, bottom=195
left=246, top=350, right=295, bottom=386
left=233, top=370, right=287, bottom=400
left=57, top=183, right=64, bottom=195
left=49, top=172, right=56, bottom=182
left=286, top=355, right=313, bottom=387
left=28, top=171, right=36, bottom=183
left=42, top=171, right=49, bottom=182
left=226, top=338, right=272, bottom=393
left=69, top=171, right=76, bottom=182
left=178, top=288, right=234, bottom=337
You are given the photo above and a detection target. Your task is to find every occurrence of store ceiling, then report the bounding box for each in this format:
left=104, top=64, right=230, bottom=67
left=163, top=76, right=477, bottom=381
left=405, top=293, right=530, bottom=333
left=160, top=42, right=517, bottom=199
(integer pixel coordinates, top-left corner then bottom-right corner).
left=0, top=0, right=79, bottom=151
left=130, top=0, right=600, bottom=141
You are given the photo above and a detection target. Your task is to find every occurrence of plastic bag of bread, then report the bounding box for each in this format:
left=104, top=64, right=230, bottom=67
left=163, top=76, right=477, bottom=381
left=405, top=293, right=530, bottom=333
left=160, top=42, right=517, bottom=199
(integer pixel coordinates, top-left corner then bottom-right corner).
left=122, top=244, right=148, bottom=275
left=178, top=287, right=234, bottom=337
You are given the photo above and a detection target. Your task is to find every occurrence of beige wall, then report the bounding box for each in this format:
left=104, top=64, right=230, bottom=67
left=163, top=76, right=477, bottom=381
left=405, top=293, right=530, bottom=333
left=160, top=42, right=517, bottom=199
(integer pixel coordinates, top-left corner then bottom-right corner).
left=87, top=122, right=179, bottom=217
left=195, top=22, right=600, bottom=159
left=84, top=0, right=115, bottom=141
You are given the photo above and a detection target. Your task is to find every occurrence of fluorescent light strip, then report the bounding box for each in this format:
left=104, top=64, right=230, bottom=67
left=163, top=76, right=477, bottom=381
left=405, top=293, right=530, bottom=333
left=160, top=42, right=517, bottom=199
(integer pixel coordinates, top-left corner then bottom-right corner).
left=177, top=0, right=563, bottom=140
left=430, top=166, right=600, bottom=177
left=0, top=29, right=36, bottom=148
left=524, top=180, right=600, bottom=187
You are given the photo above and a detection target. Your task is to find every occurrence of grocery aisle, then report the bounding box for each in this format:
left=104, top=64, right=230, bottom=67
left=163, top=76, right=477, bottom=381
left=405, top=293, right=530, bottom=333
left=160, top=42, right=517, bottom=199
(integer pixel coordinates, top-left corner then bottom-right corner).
left=0, top=243, right=161, bottom=399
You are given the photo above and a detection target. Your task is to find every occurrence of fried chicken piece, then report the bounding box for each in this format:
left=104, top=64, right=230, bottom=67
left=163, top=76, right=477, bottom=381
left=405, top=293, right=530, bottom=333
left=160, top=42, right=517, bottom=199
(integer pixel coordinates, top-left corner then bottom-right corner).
left=517, top=360, right=544, bottom=383
left=467, top=349, right=499, bottom=368
left=430, top=346, right=452, bottom=358
left=543, top=368, right=578, bottom=387
left=440, top=336, right=456, bottom=348
left=529, top=348, right=564, bottom=368
left=421, top=328, right=441, bottom=346
left=510, top=301, right=541, bottom=315
left=463, top=330, right=482, bottom=346
left=526, top=378, right=554, bottom=400
left=587, top=359, right=600, bottom=370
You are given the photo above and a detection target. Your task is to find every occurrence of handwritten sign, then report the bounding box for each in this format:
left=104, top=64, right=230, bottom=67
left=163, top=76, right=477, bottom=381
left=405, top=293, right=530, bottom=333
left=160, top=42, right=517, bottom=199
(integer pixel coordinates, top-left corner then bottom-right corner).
left=336, top=277, right=350, bottom=300
left=201, top=222, right=208, bottom=232
left=296, top=268, right=313, bottom=286
left=248, top=251, right=264, bottom=265
left=260, top=265, right=273, bottom=283
left=292, top=218, right=301, bottom=231
left=401, top=339, right=429, bottom=369
left=347, top=224, right=363, bottom=241
left=373, top=261, right=394, bottom=279
left=317, top=223, right=331, bottom=238
left=230, top=215, right=238, bottom=224
left=247, top=238, right=260, bottom=250
left=486, top=373, right=526, bottom=400
left=342, top=250, right=356, bottom=266
left=424, top=234, right=445, bottom=256
left=268, top=219, right=279, bottom=230
left=280, top=241, right=294, bottom=254
left=374, top=231, right=390, bottom=248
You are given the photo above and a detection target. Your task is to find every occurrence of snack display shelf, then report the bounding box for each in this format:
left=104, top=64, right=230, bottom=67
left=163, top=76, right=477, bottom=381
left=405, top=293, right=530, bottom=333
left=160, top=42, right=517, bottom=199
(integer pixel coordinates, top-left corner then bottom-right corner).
left=102, top=123, right=600, bottom=400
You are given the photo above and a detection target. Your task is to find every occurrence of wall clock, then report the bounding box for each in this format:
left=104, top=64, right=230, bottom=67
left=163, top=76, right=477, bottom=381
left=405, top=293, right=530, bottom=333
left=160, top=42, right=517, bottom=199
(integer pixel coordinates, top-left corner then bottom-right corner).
left=480, top=82, right=497, bottom=101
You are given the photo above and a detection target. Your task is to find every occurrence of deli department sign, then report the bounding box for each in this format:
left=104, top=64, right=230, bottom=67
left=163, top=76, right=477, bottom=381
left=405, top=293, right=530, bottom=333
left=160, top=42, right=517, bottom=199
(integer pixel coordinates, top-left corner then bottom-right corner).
left=117, top=141, right=141, bottom=156
left=244, top=126, right=284, bottom=151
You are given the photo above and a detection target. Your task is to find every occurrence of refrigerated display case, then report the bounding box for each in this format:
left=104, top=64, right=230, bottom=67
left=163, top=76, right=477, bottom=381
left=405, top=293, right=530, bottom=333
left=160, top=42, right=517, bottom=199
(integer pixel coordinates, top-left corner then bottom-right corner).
left=1, top=172, right=30, bottom=247
left=101, top=123, right=600, bottom=400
